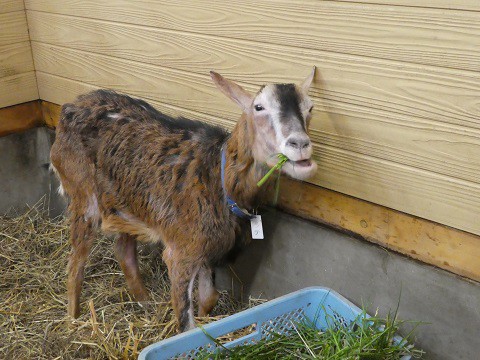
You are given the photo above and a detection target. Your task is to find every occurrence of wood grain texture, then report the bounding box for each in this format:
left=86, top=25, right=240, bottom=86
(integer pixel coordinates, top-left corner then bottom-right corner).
left=310, top=109, right=480, bottom=185
left=25, top=1, right=480, bottom=72
left=0, top=11, right=29, bottom=46
left=310, top=145, right=480, bottom=236
left=0, top=72, right=38, bottom=108
left=32, top=43, right=241, bottom=120
left=31, top=42, right=480, bottom=181
left=28, top=28, right=480, bottom=133
left=26, top=1, right=480, bottom=237
left=0, top=101, right=43, bottom=137
left=33, top=98, right=480, bottom=282
left=333, top=0, right=480, bottom=12
left=276, top=178, right=480, bottom=282
left=0, top=42, right=35, bottom=78
left=0, top=0, right=24, bottom=14
left=35, top=71, right=480, bottom=236
left=36, top=72, right=236, bottom=130
left=0, top=4, right=38, bottom=108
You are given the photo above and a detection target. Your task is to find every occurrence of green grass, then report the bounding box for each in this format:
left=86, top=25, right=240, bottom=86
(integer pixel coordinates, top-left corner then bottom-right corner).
left=195, top=309, right=424, bottom=359
left=257, top=154, right=289, bottom=187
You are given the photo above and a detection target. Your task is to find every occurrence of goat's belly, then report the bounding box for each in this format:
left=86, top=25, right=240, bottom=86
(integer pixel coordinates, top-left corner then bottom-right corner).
left=101, top=211, right=163, bottom=243
left=100, top=208, right=240, bottom=264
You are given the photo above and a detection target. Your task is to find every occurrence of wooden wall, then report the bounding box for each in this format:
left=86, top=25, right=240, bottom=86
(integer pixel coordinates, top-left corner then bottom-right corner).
left=24, top=0, right=480, bottom=236
left=0, top=0, right=38, bottom=108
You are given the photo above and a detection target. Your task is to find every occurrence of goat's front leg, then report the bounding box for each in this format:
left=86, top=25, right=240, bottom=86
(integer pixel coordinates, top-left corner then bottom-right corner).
left=198, top=265, right=220, bottom=317
left=115, top=233, right=149, bottom=301
left=164, top=249, right=201, bottom=332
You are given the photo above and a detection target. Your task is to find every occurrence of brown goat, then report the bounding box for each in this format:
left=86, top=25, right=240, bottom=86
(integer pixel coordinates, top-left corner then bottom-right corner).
left=50, top=70, right=317, bottom=332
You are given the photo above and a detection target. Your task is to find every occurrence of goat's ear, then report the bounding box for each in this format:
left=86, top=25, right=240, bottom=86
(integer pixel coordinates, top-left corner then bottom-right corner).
left=210, top=71, right=253, bottom=111
left=301, top=66, right=316, bottom=93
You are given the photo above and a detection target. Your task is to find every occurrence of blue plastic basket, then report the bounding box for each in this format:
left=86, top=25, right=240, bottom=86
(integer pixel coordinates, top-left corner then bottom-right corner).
left=139, top=286, right=410, bottom=360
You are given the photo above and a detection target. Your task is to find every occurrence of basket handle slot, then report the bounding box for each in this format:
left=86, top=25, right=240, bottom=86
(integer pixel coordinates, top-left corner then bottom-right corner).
left=217, top=323, right=261, bottom=349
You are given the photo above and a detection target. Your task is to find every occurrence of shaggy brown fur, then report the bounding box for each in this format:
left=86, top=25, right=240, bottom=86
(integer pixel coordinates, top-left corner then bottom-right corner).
left=50, top=71, right=316, bottom=332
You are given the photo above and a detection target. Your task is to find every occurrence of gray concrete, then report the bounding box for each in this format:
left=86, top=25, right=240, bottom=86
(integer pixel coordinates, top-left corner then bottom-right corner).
left=0, top=127, right=66, bottom=217
left=217, top=209, right=480, bottom=360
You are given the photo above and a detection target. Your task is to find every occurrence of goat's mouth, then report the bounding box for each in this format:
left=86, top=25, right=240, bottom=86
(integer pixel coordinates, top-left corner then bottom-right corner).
left=281, top=157, right=317, bottom=180
left=289, top=158, right=313, bottom=168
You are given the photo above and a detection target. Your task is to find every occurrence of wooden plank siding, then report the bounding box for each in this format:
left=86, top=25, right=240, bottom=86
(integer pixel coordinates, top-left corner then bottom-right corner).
left=0, top=0, right=24, bottom=14
left=25, top=1, right=480, bottom=72
left=0, top=2, right=38, bottom=108
left=31, top=43, right=480, bottom=180
left=30, top=51, right=480, bottom=237
left=0, top=72, right=38, bottom=108
left=334, top=0, right=480, bottom=12
left=0, top=42, right=35, bottom=77
left=20, top=1, right=480, bottom=239
left=0, top=11, right=30, bottom=46
left=25, top=12, right=480, bottom=180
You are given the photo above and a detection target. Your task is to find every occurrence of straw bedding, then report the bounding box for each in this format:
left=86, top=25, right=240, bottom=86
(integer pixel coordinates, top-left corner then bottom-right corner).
left=0, top=204, right=260, bottom=359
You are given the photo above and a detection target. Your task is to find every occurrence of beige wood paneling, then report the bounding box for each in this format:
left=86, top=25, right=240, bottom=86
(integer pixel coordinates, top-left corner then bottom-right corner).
left=310, top=145, right=480, bottom=236
left=26, top=9, right=480, bottom=185
left=0, top=4, right=38, bottom=108
left=31, top=42, right=480, bottom=181
left=26, top=2, right=480, bottom=72
left=36, top=72, right=234, bottom=130
left=0, top=11, right=29, bottom=46
left=311, top=109, right=480, bottom=185
left=35, top=70, right=480, bottom=236
left=0, top=72, right=39, bottom=108
left=26, top=15, right=480, bottom=129
left=32, top=43, right=240, bottom=119
left=0, top=42, right=35, bottom=78
left=26, top=0, right=480, bottom=239
left=334, top=0, right=480, bottom=11
left=0, top=0, right=24, bottom=14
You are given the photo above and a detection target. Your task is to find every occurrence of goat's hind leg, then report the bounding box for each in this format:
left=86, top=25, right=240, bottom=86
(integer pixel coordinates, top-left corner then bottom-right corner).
left=67, top=213, right=96, bottom=318
left=198, top=265, right=220, bottom=317
left=115, top=233, right=149, bottom=301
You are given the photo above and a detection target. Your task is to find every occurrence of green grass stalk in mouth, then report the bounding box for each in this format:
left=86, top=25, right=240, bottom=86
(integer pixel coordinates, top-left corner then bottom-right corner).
left=257, top=154, right=289, bottom=187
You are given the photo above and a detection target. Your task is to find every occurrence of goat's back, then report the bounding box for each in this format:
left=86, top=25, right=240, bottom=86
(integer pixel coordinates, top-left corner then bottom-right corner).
left=51, top=90, right=233, bottom=247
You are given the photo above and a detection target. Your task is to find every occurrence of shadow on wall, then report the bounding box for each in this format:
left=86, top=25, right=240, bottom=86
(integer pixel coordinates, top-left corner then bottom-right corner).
left=0, top=127, right=67, bottom=217
left=217, top=207, right=281, bottom=301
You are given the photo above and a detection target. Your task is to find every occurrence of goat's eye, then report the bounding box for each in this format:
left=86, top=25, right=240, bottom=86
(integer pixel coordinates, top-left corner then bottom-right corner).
left=254, top=104, right=264, bottom=112
left=308, top=106, right=314, bottom=113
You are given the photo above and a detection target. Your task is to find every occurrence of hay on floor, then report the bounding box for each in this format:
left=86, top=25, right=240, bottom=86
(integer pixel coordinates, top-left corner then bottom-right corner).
left=0, top=204, right=264, bottom=359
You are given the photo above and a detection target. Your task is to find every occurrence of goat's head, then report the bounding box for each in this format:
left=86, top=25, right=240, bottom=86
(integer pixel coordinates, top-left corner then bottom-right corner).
left=210, top=68, right=318, bottom=180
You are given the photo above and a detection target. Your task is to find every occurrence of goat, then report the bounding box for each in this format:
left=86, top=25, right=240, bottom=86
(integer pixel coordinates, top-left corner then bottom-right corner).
left=50, top=69, right=318, bottom=332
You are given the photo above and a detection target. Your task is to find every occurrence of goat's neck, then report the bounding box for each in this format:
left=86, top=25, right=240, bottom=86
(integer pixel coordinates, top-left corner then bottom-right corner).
left=223, top=114, right=263, bottom=210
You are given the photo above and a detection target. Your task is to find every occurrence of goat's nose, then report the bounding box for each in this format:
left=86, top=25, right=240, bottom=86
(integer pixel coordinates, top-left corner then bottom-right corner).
left=286, top=136, right=311, bottom=150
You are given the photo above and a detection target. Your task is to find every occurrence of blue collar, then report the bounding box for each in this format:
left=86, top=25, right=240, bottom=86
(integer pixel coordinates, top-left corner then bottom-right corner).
left=221, top=146, right=255, bottom=220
